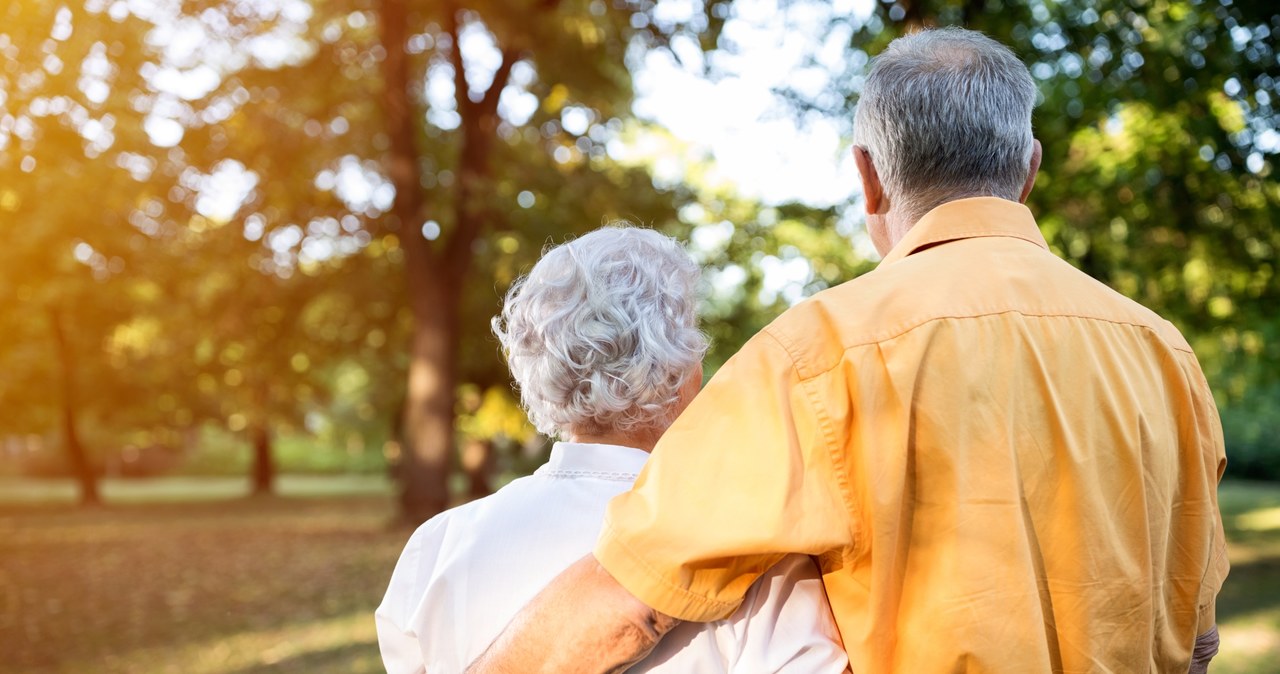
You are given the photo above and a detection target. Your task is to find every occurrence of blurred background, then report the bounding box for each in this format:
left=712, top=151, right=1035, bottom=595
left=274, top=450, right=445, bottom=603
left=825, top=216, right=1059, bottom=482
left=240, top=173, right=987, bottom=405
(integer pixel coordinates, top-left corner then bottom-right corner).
left=0, top=0, right=1276, bottom=672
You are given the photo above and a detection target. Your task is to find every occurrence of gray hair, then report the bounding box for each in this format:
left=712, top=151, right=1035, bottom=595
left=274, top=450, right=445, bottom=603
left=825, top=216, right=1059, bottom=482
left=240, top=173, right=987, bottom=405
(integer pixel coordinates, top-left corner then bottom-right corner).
left=492, top=225, right=707, bottom=439
left=853, top=27, right=1037, bottom=221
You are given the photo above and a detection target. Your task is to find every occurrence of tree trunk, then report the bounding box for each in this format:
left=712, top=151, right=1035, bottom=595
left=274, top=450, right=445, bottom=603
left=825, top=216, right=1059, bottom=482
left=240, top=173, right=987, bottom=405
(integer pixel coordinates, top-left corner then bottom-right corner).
left=380, top=0, right=456, bottom=524
left=250, top=422, right=274, bottom=496
left=50, top=308, right=99, bottom=507
left=461, top=438, right=496, bottom=501
left=378, top=0, right=520, bottom=524
left=399, top=273, right=460, bottom=523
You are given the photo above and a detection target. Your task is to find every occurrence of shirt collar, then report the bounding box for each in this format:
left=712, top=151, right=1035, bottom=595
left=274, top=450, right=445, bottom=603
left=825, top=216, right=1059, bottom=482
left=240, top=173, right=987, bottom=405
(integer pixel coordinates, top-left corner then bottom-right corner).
left=535, top=441, right=651, bottom=478
left=879, top=197, right=1049, bottom=266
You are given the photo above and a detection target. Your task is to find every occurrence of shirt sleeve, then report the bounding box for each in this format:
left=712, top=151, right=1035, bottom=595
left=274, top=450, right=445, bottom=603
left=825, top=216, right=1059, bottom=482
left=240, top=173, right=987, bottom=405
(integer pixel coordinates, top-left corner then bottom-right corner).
left=595, top=328, right=853, bottom=622
left=375, top=519, right=447, bottom=674
left=725, top=555, right=849, bottom=673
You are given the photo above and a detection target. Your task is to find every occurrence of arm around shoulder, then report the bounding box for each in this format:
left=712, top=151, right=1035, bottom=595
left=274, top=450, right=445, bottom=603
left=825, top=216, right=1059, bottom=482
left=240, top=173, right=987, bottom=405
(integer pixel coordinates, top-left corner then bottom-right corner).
left=466, top=554, right=681, bottom=674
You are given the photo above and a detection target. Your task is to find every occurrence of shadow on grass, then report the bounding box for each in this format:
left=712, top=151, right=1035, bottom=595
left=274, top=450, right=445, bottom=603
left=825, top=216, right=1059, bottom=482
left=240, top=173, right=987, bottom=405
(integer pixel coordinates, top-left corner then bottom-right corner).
left=226, top=641, right=383, bottom=674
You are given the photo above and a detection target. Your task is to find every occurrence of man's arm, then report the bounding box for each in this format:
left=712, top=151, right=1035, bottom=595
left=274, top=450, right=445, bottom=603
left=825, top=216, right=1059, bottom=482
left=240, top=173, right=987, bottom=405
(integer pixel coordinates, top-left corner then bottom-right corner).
left=470, top=330, right=851, bottom=672
left=466, top=554, right=681, bottom=674
left=1189, top=625, right=1219, bottom=674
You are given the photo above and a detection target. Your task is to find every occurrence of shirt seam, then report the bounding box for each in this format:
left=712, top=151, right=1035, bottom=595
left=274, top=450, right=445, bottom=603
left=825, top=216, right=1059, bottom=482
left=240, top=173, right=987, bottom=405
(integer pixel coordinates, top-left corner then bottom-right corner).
left=780, top=309, right=1194, bottom=382
left=758, top=329, right=862, bottom=559
left=538, top=470, right=639, bottom=481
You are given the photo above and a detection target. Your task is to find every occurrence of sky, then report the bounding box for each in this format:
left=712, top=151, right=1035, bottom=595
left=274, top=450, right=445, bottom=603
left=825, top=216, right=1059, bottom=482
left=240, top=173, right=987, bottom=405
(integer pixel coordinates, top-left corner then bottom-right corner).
left=632, top=0, right=872, bottom=207
left=624, top=0, right=882, bottom=298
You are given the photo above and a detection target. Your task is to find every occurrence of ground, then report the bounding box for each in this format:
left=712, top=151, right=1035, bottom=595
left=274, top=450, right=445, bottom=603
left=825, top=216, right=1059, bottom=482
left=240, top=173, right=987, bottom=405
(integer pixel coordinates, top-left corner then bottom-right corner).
left=0, top=477, right=399, bottom=674
left=1214, top=481, right=1280, bottom=673
left=0, top=476, right=1276, bottom=673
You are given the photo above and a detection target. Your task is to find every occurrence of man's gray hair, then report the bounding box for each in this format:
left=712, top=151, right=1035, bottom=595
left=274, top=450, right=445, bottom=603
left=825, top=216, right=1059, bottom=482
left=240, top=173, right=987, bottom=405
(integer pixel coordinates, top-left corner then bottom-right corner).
left=853, top=27, right=1037, bottom=221
left=492, top=225, right=707, bottom=439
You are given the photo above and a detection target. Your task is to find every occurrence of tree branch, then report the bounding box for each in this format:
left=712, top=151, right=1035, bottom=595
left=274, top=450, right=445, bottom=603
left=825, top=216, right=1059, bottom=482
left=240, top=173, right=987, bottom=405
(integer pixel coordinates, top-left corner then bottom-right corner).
left=478, top=49, right=520, bottom=119
left=377, top=0, right=433, bottom=274
left=446, top=7, right=473, bottom=119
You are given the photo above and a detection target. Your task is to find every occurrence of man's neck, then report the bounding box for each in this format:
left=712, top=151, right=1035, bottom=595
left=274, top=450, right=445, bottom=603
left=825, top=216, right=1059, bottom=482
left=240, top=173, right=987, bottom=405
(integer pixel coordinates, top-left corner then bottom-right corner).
left=886, top=194, right=1000, bottom=251
left=883, top=211, right=920, bottom=253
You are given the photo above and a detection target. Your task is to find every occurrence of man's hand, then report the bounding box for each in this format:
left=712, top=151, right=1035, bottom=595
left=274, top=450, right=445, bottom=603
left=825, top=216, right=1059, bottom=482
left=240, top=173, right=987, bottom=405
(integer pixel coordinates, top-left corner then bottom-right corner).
left=466, top=554, right=681, bottom=674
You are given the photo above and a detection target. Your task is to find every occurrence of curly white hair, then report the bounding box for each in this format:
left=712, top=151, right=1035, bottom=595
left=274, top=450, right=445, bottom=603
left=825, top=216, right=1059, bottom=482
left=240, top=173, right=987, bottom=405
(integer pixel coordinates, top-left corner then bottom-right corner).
left=492, top=225, right=707, bottom=439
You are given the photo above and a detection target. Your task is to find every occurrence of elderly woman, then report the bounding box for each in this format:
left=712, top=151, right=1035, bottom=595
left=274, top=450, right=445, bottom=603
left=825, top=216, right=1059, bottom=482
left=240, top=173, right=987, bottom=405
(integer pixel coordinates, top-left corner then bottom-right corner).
left=375, top=225, right=847, bottom=673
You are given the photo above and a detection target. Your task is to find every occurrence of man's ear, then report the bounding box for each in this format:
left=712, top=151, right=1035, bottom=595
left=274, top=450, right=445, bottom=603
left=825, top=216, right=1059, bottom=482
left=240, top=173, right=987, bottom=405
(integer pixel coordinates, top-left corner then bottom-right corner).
left=1019, top=139, right=1042, bottom=204
left=853, top=145, right=885, bottom=214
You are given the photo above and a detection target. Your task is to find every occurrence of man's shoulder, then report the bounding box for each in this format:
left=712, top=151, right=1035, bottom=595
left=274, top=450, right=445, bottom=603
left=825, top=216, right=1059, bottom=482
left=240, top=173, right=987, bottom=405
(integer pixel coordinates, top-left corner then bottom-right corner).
left=759, top=267, right=915, bottom=379
left=763, top=242, right=1196, bottom=378
left=1004, top=245, right=1196, bottom=355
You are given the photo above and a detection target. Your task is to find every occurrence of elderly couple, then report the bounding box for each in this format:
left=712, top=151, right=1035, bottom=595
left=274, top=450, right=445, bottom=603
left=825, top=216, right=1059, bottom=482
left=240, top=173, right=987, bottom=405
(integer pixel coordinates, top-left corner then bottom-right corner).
left=376, top=28, right=1228, bottom=674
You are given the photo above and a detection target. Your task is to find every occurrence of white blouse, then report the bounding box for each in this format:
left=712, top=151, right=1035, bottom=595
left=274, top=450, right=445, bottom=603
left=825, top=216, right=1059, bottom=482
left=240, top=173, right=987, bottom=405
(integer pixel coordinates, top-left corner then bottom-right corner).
left=376, top=441, right=848, bottom=673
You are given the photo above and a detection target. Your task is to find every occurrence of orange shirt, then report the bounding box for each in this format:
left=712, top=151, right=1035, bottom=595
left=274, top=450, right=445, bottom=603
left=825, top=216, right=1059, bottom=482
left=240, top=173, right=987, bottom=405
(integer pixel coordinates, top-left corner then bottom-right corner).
left=595, top=197, right=1229, bottom=673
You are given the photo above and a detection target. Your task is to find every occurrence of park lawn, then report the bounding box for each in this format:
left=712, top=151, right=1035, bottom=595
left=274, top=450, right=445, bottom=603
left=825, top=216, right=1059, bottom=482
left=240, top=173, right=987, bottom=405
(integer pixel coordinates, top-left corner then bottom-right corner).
left=0, top=485, right=406, bottom=674
left=1214, top=481, right=1280, bottom=673
left=0, top=477, right=1277, bottom=673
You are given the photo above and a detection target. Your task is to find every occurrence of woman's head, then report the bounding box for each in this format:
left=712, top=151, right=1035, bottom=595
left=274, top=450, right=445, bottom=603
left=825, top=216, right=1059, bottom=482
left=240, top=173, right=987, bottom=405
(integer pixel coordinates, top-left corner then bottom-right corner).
left=492, top=225, right=707, bottom=443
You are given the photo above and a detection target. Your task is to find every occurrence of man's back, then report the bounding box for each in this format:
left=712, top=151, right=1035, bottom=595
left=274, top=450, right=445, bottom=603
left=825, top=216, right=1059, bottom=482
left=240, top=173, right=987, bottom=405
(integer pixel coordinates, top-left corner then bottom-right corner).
left=597, top=198, right=1228, bottom=673
left=780, top=197, right=1228, bottom=671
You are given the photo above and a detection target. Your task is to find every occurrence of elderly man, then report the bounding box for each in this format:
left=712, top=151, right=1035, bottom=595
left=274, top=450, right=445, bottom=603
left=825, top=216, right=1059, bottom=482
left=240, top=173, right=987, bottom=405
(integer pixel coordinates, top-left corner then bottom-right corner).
left=470, top=27, right=1228, bottom=673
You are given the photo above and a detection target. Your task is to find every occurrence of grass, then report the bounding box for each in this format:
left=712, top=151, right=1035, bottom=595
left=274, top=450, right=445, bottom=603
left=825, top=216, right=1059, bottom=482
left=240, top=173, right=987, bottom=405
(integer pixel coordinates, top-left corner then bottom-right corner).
left=0, top=477, right=1276, bottom=673
left=1214, top=481, right=1280, bottom=673
left=0, top=474, right=395, bottom=504
left=0, top=480, right=405, bottom=674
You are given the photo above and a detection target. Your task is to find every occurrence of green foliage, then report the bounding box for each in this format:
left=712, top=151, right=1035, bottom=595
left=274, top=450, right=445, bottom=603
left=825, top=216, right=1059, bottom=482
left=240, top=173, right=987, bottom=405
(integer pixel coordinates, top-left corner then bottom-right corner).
left=684, top=191, right=876, bottom=369
left=0, top=2, right=171, bottom=434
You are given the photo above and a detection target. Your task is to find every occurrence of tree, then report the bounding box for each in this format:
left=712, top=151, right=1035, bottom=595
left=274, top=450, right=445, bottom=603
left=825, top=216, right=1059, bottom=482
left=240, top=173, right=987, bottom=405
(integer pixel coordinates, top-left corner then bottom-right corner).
left=0, top=1, right=376, bottom=498
left=0, top=1, right=174, bottom=504
left=130, top=0, right=731, bottom=519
